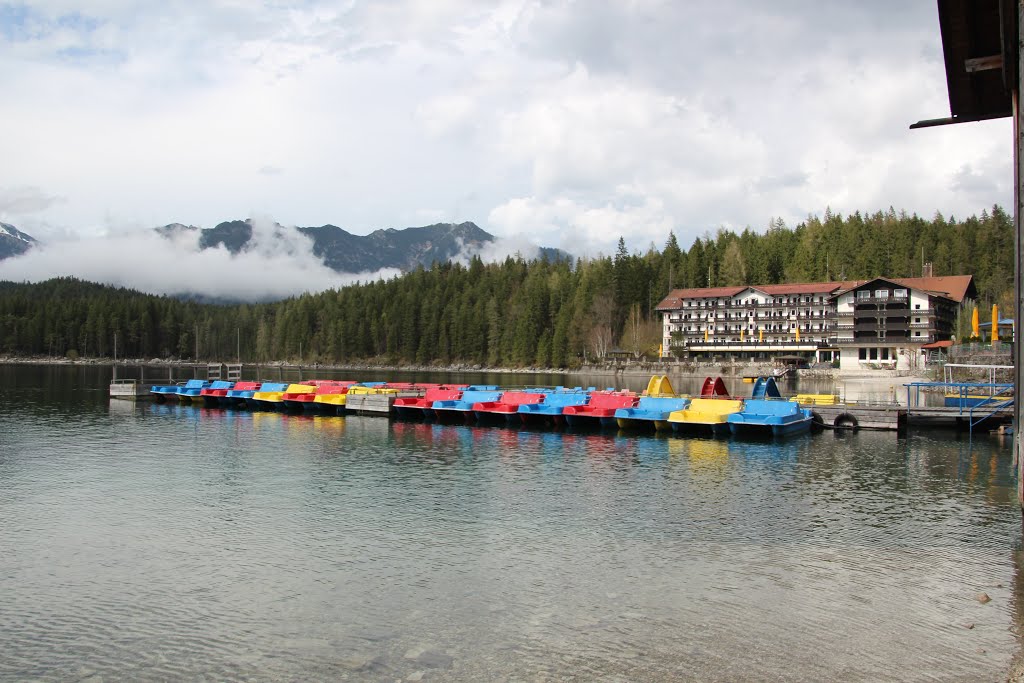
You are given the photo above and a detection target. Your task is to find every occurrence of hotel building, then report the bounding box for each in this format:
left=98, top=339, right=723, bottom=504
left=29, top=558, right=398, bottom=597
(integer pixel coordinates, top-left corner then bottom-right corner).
left=656, top=275, right=975, bottom=371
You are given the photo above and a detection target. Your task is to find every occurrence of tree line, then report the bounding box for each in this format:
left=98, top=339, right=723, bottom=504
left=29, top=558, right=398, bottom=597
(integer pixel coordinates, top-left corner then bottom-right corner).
left=0, top=205, right=1013, bottom=367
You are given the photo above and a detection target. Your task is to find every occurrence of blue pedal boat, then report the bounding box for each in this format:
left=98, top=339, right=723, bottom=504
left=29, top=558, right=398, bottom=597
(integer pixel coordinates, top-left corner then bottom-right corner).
left=432, top=389, right=503, bottom=423
left=175, top=379, right=211, bottom=404
left=246, top=382, right=289, bottom=410
left=518, top=390, right=591, bottom=426
left=727, top=399, right=812, bottom=438
left=150, top=382, right=183, bottom=403
left=614, top=396, right=690, bottom=431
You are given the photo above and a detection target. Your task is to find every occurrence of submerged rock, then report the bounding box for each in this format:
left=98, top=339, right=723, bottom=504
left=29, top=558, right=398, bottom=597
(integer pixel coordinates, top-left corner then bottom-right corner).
left=976, top=592, right=992, bottom=604
left=403, top=648, right=453, bottom=669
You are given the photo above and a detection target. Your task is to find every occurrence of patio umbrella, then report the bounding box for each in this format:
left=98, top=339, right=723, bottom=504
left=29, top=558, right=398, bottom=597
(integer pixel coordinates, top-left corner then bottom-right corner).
left=992, top=304, right=999, bottom=344
left=971, top=306, right=979, bottom=338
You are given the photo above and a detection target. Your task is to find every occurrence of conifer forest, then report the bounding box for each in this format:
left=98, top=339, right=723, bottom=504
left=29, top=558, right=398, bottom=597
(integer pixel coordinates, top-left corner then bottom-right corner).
left=0, top=206, right=1013, bottom=367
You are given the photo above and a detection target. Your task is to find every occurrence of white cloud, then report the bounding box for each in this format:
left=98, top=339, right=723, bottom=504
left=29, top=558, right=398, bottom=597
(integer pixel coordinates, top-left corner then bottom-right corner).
left=450, top=234, right=542, bottom=266
left=488, top=195, right=674, bottom=257
left=0, top=186, right=65, bottom=216
left=0, top=217, right=398, bottom=300
left=0, top=0, right=1012, bottom=268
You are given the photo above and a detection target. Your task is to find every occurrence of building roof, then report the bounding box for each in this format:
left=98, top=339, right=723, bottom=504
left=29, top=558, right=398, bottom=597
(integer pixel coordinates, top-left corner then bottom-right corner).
left=833, top=275, right=976, bottom=302
left=753, top=282, right=843, bottom=295
left=921, top=340, right=955, bottom=350
left=911, top=0, right=1017, bottom=128
left=655, top=286, right=746, bottom=310
left=655, top=275, right=975, bottom=310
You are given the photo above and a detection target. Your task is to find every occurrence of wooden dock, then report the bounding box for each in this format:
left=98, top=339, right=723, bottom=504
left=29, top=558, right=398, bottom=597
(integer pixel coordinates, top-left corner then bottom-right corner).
left=804, top=402, right=1013, bottom=432
left=807, top=404, right=906, bottom=431
left=346, top=390, right=426, bottom=416
left=906, top=405, right=1013, bottom=428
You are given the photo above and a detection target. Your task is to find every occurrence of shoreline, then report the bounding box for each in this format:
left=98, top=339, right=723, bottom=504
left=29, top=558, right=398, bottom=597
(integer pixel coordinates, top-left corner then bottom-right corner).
left=0, top=355, right=931, bottom=381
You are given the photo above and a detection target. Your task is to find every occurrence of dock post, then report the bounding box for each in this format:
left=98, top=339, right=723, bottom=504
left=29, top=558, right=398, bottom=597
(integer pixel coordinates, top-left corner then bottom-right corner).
left=1016, top=9, right=1023, bottom=515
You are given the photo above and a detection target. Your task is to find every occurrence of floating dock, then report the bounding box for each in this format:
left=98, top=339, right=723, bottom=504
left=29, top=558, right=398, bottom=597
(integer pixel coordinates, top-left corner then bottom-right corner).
left=109, top=379, right=151, bottom=401
left=113, top=365, right=1019, bottom=435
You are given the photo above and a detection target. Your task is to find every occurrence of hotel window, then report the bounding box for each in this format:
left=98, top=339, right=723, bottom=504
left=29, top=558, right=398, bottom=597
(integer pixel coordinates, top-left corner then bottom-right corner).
left=859, top=348, right=867, bottom=360
left=857, top=291, right=870, bottom=300
left=894, top=289, right=907, bottom=298
left=880, top=348, right=889, bottom=360
left=914, top=318, right=920, bottom=323
left=915, top=304, right=921, bottom=309
left=915, top=331, right=921, bottom=337
left=869, top=348, right=878, bottom=360
left=875, top=289, right=888, bottom=299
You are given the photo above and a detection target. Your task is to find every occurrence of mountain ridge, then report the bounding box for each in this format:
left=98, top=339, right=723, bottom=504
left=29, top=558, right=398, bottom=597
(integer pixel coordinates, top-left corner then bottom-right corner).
left=0, top=222, right=38, bottom=260
left=154, top=219, right=566, bottom=272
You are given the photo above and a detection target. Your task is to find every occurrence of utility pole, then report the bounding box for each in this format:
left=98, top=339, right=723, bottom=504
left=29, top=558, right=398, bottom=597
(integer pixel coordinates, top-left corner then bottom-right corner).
left=194, top=323, right=198, bottom=361
left=237, top=327, right=240, bottom=362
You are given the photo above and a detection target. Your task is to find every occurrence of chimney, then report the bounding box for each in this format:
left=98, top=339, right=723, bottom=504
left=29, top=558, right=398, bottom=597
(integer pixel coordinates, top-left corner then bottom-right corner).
left=922, top=262, right=933, bottom=278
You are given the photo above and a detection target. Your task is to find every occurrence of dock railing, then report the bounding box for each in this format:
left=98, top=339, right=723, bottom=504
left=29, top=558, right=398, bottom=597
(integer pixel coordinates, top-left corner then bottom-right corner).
left=969, top=393, right=1015, bottom=432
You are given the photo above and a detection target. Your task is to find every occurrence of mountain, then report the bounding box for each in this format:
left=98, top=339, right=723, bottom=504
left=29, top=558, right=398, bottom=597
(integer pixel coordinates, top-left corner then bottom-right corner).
left=157, top=219, right=568, bottom=272
left=0, top=217, right=567, bottom=276
left=0, top=222, right=37, bottom=260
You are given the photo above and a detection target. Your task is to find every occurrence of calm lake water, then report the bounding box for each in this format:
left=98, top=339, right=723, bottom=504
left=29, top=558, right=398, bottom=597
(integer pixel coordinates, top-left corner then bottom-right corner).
left=1, top=364, right=1021, bottom=682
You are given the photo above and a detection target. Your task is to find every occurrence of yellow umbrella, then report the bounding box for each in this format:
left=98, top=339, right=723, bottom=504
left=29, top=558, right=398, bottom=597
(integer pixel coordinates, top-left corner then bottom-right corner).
left=704, top=327, right=709, bottom=342
left=971, top=306, right=979, bottom=338
left=992, top=304, right=999, bottom=344
left=758, top=328, right=763, bottom=342
left=740, top=329, right=745, bottom=342
left=795, top=326, right=801, bottom=342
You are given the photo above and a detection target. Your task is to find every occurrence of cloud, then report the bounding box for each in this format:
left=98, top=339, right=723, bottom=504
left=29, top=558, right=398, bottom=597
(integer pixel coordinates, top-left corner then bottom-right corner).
left=488, top=195, right=674, bottom=257
left=950, top=164, right=998, bottom=195
left=0, top=216, right=399, bottom=300
left=0, top=0, right=1012, bottom=263
left=752, top=172, right=810, bottom=194
left=0, top=186, right=65, bottom=216
left=449, top=234, right=541, bottom=266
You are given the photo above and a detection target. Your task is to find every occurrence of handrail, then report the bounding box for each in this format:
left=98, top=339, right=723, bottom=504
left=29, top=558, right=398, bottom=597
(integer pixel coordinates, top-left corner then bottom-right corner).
left=969, top=396, right=1015, bottom=433
left=903, top=381, right=1014, bottom=414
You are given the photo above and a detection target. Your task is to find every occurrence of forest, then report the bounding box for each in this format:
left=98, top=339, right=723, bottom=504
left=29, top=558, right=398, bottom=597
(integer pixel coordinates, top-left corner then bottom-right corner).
left=0, top=205, right=1014, bottom=368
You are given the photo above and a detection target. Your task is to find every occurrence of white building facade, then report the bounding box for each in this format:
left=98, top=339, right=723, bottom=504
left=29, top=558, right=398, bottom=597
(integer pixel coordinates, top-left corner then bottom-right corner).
left=657, top=275, right=975, bottom=370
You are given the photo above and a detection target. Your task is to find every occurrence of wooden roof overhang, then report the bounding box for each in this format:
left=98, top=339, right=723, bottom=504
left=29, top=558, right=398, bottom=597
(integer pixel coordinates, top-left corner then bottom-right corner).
left=911, top=0, right=1018, bottom=128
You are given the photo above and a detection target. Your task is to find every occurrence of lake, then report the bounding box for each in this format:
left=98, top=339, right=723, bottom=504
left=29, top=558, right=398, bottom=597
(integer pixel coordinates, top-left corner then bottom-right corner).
left=0, top=363, right=1020, bottom=681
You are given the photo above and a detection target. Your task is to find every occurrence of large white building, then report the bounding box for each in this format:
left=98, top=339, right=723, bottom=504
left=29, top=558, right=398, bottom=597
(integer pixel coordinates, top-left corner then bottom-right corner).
left=656, top=275, right=975, bottom=371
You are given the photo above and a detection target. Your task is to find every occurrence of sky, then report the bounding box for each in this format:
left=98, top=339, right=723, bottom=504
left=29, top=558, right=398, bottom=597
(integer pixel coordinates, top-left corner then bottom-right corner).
left=0, top=0, right=1013, bottom=295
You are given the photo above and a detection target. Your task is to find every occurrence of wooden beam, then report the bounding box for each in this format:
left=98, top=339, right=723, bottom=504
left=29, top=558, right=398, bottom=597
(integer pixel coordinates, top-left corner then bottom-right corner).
left=965, top=54, right=1005, bottom=72
left=909, top=111, right=1011, bottom=128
